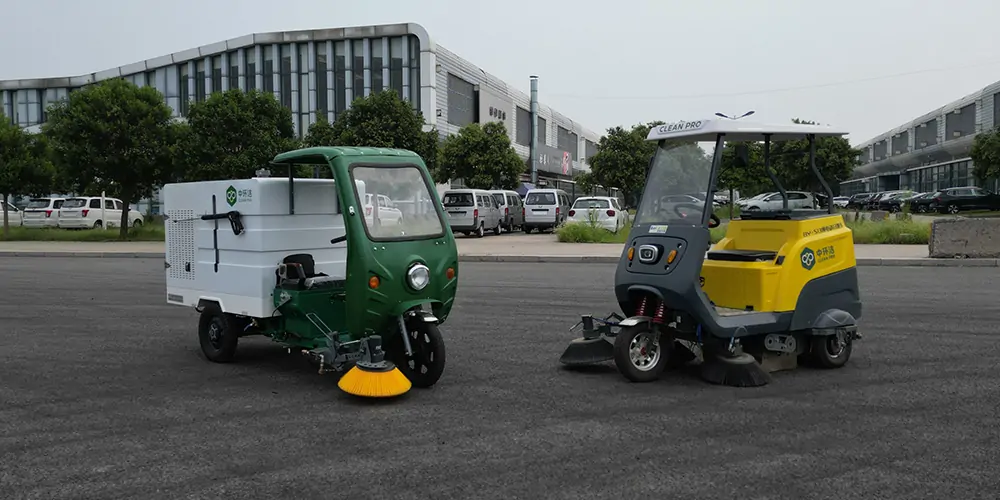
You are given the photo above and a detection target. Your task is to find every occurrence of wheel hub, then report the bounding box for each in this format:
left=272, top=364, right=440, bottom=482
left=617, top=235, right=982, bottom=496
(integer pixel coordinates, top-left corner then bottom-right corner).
left=827, top=331, right=848, bottom=357
left=208, top=321, right=223, bottom=348
left=628, top=332, right=661, bottom=371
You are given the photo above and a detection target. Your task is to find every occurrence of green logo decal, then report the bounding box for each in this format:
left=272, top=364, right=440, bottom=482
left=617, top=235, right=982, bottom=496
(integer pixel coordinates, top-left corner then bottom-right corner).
left=800, top=247, right=816, bottom=270
left=225, top=186, right=237, bottom=207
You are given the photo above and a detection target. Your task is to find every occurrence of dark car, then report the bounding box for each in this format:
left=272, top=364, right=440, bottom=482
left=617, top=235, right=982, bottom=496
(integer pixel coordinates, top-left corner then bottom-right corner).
left=905, top=193, right=936, bottom=213
left=847, top=192, right=873, bottom=209
left=931, top=186, right=1000, bottom=214
left=876, top=191, right=916, bottom=212
left=865, top=191, right=889, bottom=210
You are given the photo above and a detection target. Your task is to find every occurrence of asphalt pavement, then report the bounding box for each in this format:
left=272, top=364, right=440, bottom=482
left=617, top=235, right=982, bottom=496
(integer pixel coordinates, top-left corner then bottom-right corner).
left=2, top=258, right=999, bottom=500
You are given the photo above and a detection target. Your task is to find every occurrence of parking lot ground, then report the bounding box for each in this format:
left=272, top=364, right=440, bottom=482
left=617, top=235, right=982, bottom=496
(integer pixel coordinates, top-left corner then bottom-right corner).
left=2, top=259, right=999, bottom=499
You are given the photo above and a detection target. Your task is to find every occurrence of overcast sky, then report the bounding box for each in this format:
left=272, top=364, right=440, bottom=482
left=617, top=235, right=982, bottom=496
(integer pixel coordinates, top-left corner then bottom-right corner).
left=3, top=0, right=999, bottom=145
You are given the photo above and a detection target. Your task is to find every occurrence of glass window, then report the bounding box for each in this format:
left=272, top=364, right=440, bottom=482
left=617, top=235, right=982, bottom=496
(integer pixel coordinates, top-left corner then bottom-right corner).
left=114, top=200, right=124, bottom=210
left=62, top=198, right=87, bottom=209
left=299, top=43, right=309, bottom=120
left=572, top=198, right=610, bottom=209
left=211, top=56, right=222, bottom=93
left=526, top=192, right=556, bottom=205
left=515, top=107, right=531, bottom=146
left=371, top=39, right=384, bottom=94
left=195, top=59, right=206, bottom=102
left=492, top=193, right=505, bottom=206
left=145, top=70, right=156, bottom=89
left=104, top=199, right=115, bottom=210
left=634, top=141, right=716, bottom=226
left=316, top=43, right=328, bottom=115
left=350, top=165, right=445, bottom=240
left=408, top=35, right=420, bottom=110
left=446, top=73, right=475, bottom=127
left=26, top=199, right=50, bottom=209
left=443, top=192, right=474, bottom=207
left=179, top=63, right=190, bottom=115
left=263, top=45, right=274, bottom=93
left=334, top=42, right=346, bottom=118
left=228, top=51, right=239, bottom=91
left=280, top=45, right=292, bottom=109
left=245, top=49, right=257, bottom=91
left=537, top=117, right=547, bottom=145
left=389, top=37, right=404, bottom=99
left=352, top=40, right=365, bottom=102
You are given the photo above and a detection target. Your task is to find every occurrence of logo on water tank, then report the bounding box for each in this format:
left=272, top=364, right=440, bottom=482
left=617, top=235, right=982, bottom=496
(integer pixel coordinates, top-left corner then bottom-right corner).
left=800, top=247, right=816, bottom=270
left=226, top=186, right=238, bottom=206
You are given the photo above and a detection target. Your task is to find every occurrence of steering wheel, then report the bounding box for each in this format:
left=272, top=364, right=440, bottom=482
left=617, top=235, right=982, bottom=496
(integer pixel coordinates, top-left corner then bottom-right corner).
left=672, top=203, right=720, bottom=228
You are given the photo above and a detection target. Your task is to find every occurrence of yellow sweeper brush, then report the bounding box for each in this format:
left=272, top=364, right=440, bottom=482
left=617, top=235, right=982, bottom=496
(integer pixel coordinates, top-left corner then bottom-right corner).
left=338, top=335, right=412, bottom=398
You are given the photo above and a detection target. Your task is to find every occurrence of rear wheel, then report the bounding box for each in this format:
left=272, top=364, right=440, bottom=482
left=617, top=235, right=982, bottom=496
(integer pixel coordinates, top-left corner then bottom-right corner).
left=132, top=219, right=143, bottom=227
left=387, top=321, right=446, bottom=388
left=807, top=332, right=853, bottom=369
left=493, top=220, right=502, bottom=235
left=523, top=226, right=532, bottom=234
left=198, top=303, right=240, bottom=363
left=475, top=222, right=485, bottom=238
left=613, top=324, right=670, bottom=383
left=946, top=204, right=960, bottom=214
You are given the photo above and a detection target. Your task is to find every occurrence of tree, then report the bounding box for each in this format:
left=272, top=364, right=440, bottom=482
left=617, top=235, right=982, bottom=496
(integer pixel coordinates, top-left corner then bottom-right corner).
left=0, top=116, right=55, bottom=235
left=303, top=115, right=338, bottom=148
left=178, top=89, right=299, bottom=182
left=437, top=121, right=524, bottom=189
left=768, top=119, right=860, bottom=194
left=43, top=78, right=178, bottom=238
left=970, top=126, right=1000, bottom=185
left=586, top=121, right=664, bottom=207
left=326, top=90, right=440, bottom=173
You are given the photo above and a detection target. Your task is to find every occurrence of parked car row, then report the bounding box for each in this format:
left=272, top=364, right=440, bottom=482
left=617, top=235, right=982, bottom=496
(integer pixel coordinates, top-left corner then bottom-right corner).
left=845, top=187, right=1000, bottom=214
left=735, top=191, right=819, bottom=211
left=441, top=187, right=630, bottom=237
left=0, top=196, right=145, bottom=229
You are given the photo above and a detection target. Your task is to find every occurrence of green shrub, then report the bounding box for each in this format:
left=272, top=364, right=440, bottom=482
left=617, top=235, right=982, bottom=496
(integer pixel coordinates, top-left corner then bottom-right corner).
left=0, top=222, right=165, bottom=242
left=846, top=218, right=929, bottom=244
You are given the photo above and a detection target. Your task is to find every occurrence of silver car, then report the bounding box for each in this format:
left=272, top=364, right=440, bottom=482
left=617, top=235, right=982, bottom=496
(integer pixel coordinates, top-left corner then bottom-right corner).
left=442, top=188, right=503, bottom=237
left=490, top=189, right=524, bottom=233
left=523, top=188, right=571, bottom=233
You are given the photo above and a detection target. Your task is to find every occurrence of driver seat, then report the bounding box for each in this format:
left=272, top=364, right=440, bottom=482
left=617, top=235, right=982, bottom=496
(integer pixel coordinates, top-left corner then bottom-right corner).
left=276, top=254, right=341, bottom=290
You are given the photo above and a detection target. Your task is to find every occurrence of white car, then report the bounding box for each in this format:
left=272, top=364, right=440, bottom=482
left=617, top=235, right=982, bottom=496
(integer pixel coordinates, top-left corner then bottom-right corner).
left=363, top=193, right=404, bottom=226
left=58, top=196, right=144, bottom=229
left=740, top=191, right=816, bottom=211
left=567, top=196, right=630, bottom=233
left=21, top=197, right=66, bottom=228
left=832, top=196, right=850, bottom=208
left=2, top=201, right=23, bottom=226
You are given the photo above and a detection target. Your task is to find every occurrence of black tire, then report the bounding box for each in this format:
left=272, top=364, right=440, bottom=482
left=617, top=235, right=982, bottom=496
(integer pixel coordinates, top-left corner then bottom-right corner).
left=475, top=223, right=485, bottom=238
left=198, top=303, right=240, bottom=363
left=493, top=220, right=502, bottom=236
left=387, top=320, right=446, bottom=388
left=523, top=226, right=532, bottom=234
left=613, top=324, right=670, bottom=383
left=946, top=204, right=959, bottom=214
left=807, top=333, right=853, bottom=369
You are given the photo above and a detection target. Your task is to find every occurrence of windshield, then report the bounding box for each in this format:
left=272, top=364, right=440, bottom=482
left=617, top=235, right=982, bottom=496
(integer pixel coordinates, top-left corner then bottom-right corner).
left=62, top=198, right=87, bottom=208
left=350, top=165, right=446, bottom=241
left=573, top=198, right=610, bottom=209
left=634, top=140, right=717, bottom=226
left=443, top=193, right=474, bottom=207
left=525, top=192, right=556, bottom=205
left=26, top=199, right=50, bottom=208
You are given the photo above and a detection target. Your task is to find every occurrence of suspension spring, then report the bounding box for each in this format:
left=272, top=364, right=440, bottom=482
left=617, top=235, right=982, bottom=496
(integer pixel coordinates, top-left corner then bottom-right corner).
left=652, top=300, right=667, bottom=324
left=635, top=295, right=649, bottom=316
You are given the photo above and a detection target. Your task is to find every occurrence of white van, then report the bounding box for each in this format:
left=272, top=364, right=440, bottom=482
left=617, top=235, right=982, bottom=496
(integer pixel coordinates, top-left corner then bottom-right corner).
left=2, top=201, right=23, bottom=227
left=442, top=188, right=502, bottom=237
left=522, top=188, right=570, bottom=233
left=58, top=196, right=145, bottom=229
left=21, top=197, right=66, bottom=228
left=489, top=189, right=524, bottom=233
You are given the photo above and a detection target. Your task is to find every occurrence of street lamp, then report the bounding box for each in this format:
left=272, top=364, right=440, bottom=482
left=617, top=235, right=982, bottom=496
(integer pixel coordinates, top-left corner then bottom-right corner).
left=715, top=110, right=755, bottom=120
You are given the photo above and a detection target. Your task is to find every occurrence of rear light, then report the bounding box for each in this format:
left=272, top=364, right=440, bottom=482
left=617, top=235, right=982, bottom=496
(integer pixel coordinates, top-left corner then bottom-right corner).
left=556, top=207, right=560, bottom=215
left=505, top=207, right=508, bottom=216
left=82, top=209, right=89, bottom=217
left=568, top=209, right=576, bottom=217
left=473, top=208, right=479, bottom=219
left=934, top=197, right=941, bottom=202
left=522, top=207, right=525, bottom=217
left=365, top=206, right=372, bottom=216
left=45, top=210, right=52, bottom=217
left=607, top=209, right=616, bottom=217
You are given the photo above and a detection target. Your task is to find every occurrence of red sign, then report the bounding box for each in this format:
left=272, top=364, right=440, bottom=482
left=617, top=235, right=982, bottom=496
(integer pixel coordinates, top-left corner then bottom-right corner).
left=561, top=152, right=570, bottom=175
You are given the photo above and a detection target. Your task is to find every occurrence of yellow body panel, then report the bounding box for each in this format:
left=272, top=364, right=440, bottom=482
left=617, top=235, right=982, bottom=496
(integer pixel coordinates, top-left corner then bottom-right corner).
left=700, top=214, right=856, bottom=313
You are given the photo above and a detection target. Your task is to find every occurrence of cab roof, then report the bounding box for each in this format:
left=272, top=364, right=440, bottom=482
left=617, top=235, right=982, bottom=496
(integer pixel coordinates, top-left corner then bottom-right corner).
left=272, top=146, right=421, bottom=163
left=645, top=118, right=848, bottom=142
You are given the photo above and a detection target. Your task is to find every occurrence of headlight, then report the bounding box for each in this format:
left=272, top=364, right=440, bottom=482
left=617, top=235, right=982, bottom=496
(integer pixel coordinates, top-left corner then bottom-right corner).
left=407, top=263, right=431, bottom=290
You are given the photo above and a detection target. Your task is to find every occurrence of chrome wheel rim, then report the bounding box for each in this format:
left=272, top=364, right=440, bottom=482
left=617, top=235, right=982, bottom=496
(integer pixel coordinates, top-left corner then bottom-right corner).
left=628, top=331, right=661, bottom=371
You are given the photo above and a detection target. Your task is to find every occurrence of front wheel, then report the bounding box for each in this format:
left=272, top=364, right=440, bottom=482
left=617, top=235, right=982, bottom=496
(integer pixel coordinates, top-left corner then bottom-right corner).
left=946, top=204, right=960, bottom=214
left=388, top=321, right=446, bottom=388
left=493, top=220, right=502, bottom=235
left=613, top=324, right=669, bottom=383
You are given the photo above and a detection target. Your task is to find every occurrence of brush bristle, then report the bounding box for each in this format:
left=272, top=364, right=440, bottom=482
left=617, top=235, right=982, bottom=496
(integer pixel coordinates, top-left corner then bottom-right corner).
left=338, top=365, right=412, bottom=398
left=700, top=354, right=772, bottom=387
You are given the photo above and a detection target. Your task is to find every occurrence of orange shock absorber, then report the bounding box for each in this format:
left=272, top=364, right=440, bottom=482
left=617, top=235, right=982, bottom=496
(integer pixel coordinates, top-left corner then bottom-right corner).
left=652, top=299, right=667, bottom=324
left=635, top=295, right=649, bottom=316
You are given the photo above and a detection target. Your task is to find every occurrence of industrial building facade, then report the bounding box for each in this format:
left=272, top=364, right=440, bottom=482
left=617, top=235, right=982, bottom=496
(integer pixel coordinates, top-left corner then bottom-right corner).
left=0, top=23, right=601, bottom=196
left=841, top=80, right=1000, bottom=196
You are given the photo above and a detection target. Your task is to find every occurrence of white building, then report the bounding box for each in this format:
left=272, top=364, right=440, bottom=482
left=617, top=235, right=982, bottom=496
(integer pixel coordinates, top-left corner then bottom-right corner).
left=1, top=23, right=606, bottom=211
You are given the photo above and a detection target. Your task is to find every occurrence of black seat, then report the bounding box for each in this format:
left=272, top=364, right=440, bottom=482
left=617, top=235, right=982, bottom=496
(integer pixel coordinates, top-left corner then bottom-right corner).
left=276, top=253, right=330, bottom=290
left=739, top=209, right=829, bottom=221
left=706, top=249, right=777, bottom=262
